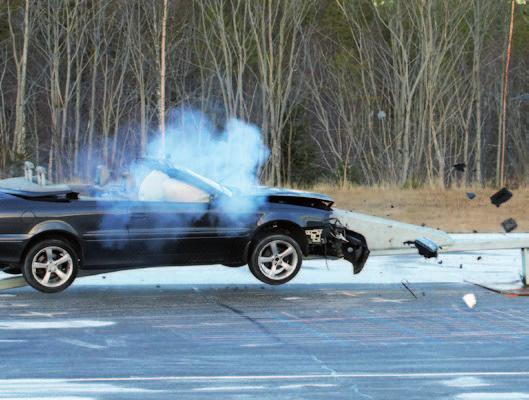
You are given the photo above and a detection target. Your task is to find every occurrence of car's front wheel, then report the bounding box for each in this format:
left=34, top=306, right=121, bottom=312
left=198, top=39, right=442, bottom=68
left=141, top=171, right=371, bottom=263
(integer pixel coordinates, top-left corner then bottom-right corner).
left=22, top=239, right=79, bottom=293
left=249, top=233, right=302, bottom=285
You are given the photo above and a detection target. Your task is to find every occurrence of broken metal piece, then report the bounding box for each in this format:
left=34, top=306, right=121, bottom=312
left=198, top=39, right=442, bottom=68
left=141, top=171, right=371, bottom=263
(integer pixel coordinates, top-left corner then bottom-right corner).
left=401, top=280, right=417, bottom=299
left=305, top=228, right=323, bottom=244
left=414, top=237, right=439, bottom=258
left=325, top=219, right=370, bottom=274
left=462, top=293, right=477, bottom=309
left=490, top=187, right=513, bottom=207
left=404, top=238, right=439, bottom=258
left=501, top=218, right=518, bottom=233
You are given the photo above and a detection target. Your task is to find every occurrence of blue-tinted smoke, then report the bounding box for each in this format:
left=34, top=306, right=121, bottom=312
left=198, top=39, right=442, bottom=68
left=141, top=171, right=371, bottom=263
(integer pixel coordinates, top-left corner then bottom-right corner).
left=98, top=108, right=270, bottom=250
left=147, top=108, right=269, bottom=191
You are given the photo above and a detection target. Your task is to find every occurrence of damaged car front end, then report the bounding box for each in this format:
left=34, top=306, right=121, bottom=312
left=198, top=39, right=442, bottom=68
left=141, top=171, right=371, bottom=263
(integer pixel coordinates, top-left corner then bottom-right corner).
left=261, top=188, right=371, bottom=274
left=303, top=220, right=370, bottom=275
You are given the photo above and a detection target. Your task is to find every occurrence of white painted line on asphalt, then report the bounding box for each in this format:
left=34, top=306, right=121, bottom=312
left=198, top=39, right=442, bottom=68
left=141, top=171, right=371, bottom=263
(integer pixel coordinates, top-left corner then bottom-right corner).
left=456, top=393, right=529, bottom=400
left=192, top=385, right=266, bottom=392
left=0, top=303, right=28, bottom=308
left=279, top=383, right=338, bottom=389
left=11, top=311, right=68, bottom=318
left=369, top=298, right=407, bottom=303
left=442, top=377, right=490, bottom=388
left=59, top=338, right=106, bottom=350
left=7, top=371, right=529, bottom=383
left=0, top=320, right=115, bottom=330
left=0, top=398, right=93, bottom=400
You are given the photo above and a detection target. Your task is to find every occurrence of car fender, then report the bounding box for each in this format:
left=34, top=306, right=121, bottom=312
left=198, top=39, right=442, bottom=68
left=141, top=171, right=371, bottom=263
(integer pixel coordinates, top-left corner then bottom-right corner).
left=28, top=220, right=80, bottom=240
left=256, top=209, right=329, bottom=230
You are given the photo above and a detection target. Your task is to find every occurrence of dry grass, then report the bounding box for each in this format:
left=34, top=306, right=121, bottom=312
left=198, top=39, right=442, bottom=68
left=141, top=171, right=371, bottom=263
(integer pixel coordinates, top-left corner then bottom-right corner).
left=306, top=184, right=529, bottom=233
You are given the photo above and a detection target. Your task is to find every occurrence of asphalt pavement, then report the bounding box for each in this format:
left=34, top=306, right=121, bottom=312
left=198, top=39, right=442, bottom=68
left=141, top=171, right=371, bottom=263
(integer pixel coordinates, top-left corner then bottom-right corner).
left=2, top=281, right=529, bottom=399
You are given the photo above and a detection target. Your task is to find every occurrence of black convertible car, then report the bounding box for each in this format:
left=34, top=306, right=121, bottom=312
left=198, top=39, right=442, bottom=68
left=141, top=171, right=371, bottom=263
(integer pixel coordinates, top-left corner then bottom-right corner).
left=0, top=161, right=369, bottom=293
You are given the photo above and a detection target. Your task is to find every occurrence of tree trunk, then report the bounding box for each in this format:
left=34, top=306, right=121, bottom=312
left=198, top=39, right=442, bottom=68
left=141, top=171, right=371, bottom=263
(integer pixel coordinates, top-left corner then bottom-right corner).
left=159, top=0, right=168, bottom=156
left=12, top=0, right=31, bottom=157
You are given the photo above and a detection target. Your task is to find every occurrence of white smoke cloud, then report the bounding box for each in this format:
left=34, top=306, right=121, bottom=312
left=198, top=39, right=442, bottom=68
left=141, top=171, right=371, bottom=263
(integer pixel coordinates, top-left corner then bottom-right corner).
left=146, top=108, right=269, bottom=190
left=98, top=108, right=270, bottom=249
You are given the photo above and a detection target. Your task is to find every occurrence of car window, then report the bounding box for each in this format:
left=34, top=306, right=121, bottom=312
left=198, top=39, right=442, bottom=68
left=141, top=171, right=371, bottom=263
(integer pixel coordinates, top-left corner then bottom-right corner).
left=138, top=170, right=210, bottom=203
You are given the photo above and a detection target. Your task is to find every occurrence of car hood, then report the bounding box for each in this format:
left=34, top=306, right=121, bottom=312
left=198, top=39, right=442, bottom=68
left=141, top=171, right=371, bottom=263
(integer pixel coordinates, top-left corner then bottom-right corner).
left=249, top=186, right=334, bottom=210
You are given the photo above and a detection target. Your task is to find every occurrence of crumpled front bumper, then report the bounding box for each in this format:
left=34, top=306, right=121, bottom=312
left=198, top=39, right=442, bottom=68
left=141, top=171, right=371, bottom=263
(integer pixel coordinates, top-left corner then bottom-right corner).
left=325, top=220, right=370, bottom=274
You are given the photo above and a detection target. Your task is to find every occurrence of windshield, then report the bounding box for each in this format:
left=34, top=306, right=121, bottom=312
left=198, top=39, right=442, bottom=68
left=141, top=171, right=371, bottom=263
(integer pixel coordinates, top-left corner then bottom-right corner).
left=179, top=167, right=233, bottom=197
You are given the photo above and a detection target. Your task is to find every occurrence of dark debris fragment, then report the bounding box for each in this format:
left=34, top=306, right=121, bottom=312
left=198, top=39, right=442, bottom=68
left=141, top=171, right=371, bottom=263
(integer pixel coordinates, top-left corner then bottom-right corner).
left=490, top=187, right=513, bottom=207
left=453, top=163, right=466, bottom=173
left=501, top=218, right=518, bottom=233
left=401, top=280, right=417, bottom=299
left=466, top=192, right=476, bottom=200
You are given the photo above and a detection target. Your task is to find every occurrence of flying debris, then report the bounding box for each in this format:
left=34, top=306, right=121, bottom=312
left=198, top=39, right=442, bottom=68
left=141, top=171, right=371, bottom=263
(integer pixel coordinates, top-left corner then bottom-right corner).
left=466, top=192, right=476, bottom=200
left=413, top=238, right=439, bottom=258
left=453, top=163, right=466, bottom=173
left=501, top=218, right=518, bottom=233
left=401, top=280, right=417, bottom=299
left=462, top=293, right=477, bottom=309
left=490, top=187, right=513, bottom=207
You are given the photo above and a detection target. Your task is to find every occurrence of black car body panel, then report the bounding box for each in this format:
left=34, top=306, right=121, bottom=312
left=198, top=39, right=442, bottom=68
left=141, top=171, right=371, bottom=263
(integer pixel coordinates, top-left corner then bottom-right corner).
left=0, top=167, right=369, bottom=274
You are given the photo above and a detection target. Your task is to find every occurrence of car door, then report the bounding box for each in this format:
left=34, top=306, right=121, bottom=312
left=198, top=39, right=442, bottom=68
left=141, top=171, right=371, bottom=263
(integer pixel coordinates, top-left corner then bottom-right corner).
left=127, top=200, right=214, bottom=264
left=128, top=198, right=257, bottom=265
left=65, top=198, right=134, bottom=268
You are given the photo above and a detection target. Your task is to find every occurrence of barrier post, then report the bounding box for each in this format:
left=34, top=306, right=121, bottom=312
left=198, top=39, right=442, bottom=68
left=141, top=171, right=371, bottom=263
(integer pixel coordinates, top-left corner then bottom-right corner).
left=522, top=248, right=529, bottom=286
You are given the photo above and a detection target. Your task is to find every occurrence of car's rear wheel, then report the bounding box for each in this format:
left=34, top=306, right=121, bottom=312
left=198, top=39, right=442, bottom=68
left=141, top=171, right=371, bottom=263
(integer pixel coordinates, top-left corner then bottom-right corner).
left=22, top=239, right=79, bottom=293
left=249, top=233, right=302, bottom=285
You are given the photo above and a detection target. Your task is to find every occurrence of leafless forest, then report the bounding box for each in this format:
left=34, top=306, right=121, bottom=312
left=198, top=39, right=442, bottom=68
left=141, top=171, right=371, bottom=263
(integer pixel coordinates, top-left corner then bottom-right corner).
left=0, top=0, right=528, bottom=187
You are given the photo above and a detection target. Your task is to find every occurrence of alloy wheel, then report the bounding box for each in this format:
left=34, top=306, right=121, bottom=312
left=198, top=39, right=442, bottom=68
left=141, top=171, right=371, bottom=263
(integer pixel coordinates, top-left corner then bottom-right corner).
left=31, top=246, right=74, bottom=288
left=257, top=239, right=299, bottom=280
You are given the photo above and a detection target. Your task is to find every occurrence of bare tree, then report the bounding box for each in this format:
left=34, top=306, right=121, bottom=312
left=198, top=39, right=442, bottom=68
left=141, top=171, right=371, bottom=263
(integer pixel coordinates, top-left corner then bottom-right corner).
left=159, top=0, right=168, bottom=155
left=247, top=0, right=313, bottom=185
left=8, top=0, right=31, bottom=157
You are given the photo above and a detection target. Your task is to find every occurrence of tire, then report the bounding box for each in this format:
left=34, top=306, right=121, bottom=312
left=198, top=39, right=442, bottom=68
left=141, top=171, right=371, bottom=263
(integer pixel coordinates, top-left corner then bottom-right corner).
left=22, top=239, right=79, bottom=293
left=248, top=233, right=303, bottom=285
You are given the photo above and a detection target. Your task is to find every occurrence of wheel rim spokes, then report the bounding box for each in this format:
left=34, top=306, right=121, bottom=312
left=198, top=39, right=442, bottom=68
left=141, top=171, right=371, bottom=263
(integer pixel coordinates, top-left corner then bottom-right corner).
left=258, top=240, right=298, bottom=280
left=32, top=246, right=73, bottom=288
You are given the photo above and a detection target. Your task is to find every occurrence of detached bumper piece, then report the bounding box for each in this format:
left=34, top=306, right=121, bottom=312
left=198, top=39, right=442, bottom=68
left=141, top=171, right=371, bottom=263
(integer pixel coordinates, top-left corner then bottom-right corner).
left=408, top=237, right=439, bottom=258
left=325, top=220, right=370, bottom=274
